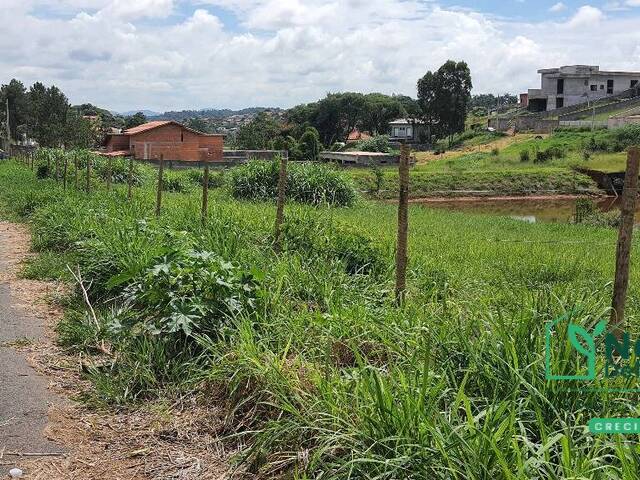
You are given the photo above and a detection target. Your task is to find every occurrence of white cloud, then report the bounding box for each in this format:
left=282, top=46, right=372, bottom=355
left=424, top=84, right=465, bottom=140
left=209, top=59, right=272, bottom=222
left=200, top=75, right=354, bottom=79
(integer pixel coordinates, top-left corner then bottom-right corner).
left=549, top=2, right=567, bottom=12
left=566, top=5, right=604, bottom=28
left=1, top=1, right=640, bottom=111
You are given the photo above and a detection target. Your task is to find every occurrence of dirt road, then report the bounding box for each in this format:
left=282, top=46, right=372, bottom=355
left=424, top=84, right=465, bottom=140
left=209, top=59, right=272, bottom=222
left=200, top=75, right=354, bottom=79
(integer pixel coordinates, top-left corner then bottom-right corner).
left=0, top=220, right=234, bottom=479
left=0, top=222, right=65, bottom=475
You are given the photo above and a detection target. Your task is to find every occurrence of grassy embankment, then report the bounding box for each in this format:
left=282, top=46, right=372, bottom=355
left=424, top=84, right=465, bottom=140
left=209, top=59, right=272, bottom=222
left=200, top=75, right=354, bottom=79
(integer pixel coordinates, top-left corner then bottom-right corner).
left=2, top=156, right=640, bottom=478
left=350, top=126, right=640, bottom=198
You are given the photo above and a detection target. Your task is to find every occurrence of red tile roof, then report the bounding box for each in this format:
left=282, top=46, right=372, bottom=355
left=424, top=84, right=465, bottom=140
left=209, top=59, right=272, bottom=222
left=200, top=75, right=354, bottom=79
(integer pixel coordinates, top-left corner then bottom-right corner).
left=122, top=120, right=223, bottom=137
left=124, top=121, right=172, bottom=135
left=347, top=130, right=372, bottom=142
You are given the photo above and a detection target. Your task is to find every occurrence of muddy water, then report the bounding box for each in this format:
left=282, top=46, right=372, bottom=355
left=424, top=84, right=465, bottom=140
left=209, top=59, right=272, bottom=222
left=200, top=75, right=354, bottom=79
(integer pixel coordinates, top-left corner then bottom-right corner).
left=417, top=197, right=633, bottom=224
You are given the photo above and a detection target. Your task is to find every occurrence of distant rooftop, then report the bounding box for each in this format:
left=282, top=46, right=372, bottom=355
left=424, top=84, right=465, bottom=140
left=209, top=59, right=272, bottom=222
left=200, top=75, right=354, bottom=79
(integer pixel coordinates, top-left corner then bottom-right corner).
left=389, top=118, right=426, bottom=125
left=538, top=65, right=640, bottom=76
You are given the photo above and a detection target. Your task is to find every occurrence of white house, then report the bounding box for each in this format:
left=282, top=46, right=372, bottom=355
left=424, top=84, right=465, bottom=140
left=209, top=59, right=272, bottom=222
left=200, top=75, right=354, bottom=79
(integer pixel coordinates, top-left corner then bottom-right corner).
left=389, top=118, right=429, bottom=143
left=528, top=65, right=640, bottom=112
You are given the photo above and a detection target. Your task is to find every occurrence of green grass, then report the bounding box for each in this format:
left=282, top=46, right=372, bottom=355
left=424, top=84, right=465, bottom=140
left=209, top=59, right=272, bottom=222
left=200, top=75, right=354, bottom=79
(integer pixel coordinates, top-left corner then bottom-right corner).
left=348, top=126, right=640, bottom=197
left=3, top=158, right=640, bottom=478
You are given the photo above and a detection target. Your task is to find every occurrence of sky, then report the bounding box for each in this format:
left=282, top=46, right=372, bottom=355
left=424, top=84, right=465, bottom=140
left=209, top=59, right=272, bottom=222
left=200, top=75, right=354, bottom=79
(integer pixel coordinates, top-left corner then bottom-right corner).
left=1, top=0, right=640, bottom=112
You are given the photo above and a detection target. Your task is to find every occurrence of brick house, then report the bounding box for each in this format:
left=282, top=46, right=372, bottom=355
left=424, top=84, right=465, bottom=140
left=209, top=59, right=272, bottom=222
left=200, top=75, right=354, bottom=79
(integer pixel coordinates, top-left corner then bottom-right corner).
left=104, top=121, right=223, bottom=162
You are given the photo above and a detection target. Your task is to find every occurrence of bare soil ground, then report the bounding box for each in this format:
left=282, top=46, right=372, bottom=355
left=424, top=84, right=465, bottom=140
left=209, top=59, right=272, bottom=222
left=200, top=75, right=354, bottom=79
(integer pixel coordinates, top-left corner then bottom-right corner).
left=0, top=221, right=237, bottom=479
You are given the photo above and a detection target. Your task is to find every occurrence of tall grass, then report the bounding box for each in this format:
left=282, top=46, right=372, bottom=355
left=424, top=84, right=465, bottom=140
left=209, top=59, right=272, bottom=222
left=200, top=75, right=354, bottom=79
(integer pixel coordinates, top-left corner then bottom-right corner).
left=1, top=158, right=639, bottom=478
left=229, top=158, right=357, bottom=206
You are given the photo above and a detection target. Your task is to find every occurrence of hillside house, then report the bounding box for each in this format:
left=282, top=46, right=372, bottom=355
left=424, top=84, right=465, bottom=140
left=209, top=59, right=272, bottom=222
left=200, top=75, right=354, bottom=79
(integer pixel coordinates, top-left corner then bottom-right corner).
left=104, top=121, right=223, bottom=162
left=527, top=65, right=640, bottom=112
left=389, top=118, right=429, bottom=143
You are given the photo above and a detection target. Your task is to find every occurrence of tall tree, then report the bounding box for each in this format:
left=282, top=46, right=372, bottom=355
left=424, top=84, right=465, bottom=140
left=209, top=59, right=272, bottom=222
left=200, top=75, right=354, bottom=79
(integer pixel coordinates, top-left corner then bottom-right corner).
left=235, top=112, right=282, bottom=149
left=64, top=109, right=96, bottom=148
left=28, top=83, right=70, bottom=147
left=0, top=79, right=28, bottom=140
left=299, top=127, right=321, bottom=161
left=417, top=60, right=472, bottom=143
left=124, top=112, right=147, bottom=129
left=186, top=117, right=210, bottom=133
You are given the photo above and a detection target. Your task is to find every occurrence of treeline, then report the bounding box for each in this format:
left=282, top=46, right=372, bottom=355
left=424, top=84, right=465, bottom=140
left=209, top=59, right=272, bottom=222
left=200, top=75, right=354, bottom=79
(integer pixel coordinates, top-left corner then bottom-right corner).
left=0, top=79, right=150, bottom=149
left=156, top=107, right=284, bottom=122
left=234, top=60, right=478, bottom=151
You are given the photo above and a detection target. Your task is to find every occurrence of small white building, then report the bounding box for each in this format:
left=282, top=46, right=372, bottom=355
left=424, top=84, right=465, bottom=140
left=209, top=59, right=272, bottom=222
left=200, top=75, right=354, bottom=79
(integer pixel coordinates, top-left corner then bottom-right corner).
left=528, top=65, right=640, bottom=112
left=389, top=118, right=429, bottom=143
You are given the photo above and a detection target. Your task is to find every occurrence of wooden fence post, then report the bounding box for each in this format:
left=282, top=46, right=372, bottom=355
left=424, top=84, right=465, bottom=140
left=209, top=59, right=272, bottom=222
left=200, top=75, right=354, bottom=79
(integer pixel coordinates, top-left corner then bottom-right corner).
left=127, top=156, right=133, bottom=200
left=74, top=153, right=79, bottom=189
left=201, top=160, right=209, bottom=225
left=395, top=145, right=410, bottom=306
left=63, top=155, right=68, bottom=191
left=54, top=153, right=60, bottom=182
left=273, top=154, right=288, bottom=253
left=155, top=154, right=164, bottom=217
left=610, top=147, right=640, bottom=334
left=30, top=151, right=34, bottom=171
left=106, top=156, right=112, bottom=192
left=86, top=154, right=91, bottom=194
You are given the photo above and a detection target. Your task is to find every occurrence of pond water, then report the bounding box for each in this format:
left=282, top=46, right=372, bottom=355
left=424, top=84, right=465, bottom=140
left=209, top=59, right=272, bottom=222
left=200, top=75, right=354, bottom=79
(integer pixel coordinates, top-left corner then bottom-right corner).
left=417, top=197, right=631, bottom=224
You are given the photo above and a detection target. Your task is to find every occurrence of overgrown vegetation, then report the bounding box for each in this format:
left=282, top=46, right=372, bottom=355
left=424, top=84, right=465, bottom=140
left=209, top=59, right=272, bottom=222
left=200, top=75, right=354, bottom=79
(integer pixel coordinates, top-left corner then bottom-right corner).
left=229, top=158, right=357, bottom=206
left=2, top=155, right=640, bottom=479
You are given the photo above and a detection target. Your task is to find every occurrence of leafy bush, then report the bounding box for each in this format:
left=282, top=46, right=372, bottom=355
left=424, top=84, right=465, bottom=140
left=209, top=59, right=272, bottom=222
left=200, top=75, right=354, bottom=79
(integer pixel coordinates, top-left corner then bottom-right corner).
left=186, top=168, right=225, bottom=188
left=355, top=135, right=391, bottom=153
left=281, top=214, right=385, bottom=275
left=162, top=170, right=190, bottom=193
left=229, top=159, right=357, bottom=206
left=519, top=150, right=530, bottom=162
left=36, top=164, right=51, bottom=179
left=95, top=157, right=145, bottom=186
left=115, top=248, right=261, bottom=337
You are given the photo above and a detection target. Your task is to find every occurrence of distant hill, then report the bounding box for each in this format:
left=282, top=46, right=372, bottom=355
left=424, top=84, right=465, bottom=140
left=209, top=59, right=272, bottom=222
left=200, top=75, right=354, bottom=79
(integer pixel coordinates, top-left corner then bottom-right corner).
left=117, top=110, right=162, bottom=117
left=151, top=107, right=283, bottom=121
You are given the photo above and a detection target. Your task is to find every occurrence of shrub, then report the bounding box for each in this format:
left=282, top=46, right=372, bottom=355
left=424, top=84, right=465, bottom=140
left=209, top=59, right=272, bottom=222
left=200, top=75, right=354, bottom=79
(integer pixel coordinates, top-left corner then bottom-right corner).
left=187, top=168, right=225, bottom=188
left=491, top=147, right=499, bottom=156
left=229, top=159, right=357, bottom=206
left=281, top=214, right=385, bottom=275
left=534, top=149, right=551, bottom=163
left=95, top=157, right=145, bottom=186
left=299, top=127, right=321, bottom=161
left=519, top=150, right=530, bottom=162
left=36, top=164, right=51, bottom=179
left=116, top=247, right=261, bottom=337
left=355, top=135, right=391, bottom=153
left=162, top=170, right=190, bottom=193
left=369, top=165, right=384, bottom=195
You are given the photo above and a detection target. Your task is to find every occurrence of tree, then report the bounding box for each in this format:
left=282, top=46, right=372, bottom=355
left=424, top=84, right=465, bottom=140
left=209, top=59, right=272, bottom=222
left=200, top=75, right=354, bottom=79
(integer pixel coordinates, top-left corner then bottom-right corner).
left=299, top=127, right=321, bottom=161
left=470, top=93, right=518, bottom=112
left=235, top=112, right=282, bottom=149
left=272, top=135, right=302, bottom=161
left=417, top=60, right=472, bottom=143
left=0, top=79, right=29, bottom=140
left=286, top=92, right=417, bottom=147
left=64, top=109, right=96, bottom=148
left=186, top=117, right=210, bottom=133
left=28, top=83, right=70, bottom=147
left=124, top=112, right=147, bottom=129
left=359, top=93, right=405, bottom=135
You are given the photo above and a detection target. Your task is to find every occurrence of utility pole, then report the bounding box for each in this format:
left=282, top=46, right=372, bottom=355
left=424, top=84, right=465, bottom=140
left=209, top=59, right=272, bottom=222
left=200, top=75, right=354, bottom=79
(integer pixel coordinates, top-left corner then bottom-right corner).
left=5, top=98, right=11, bottom=152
